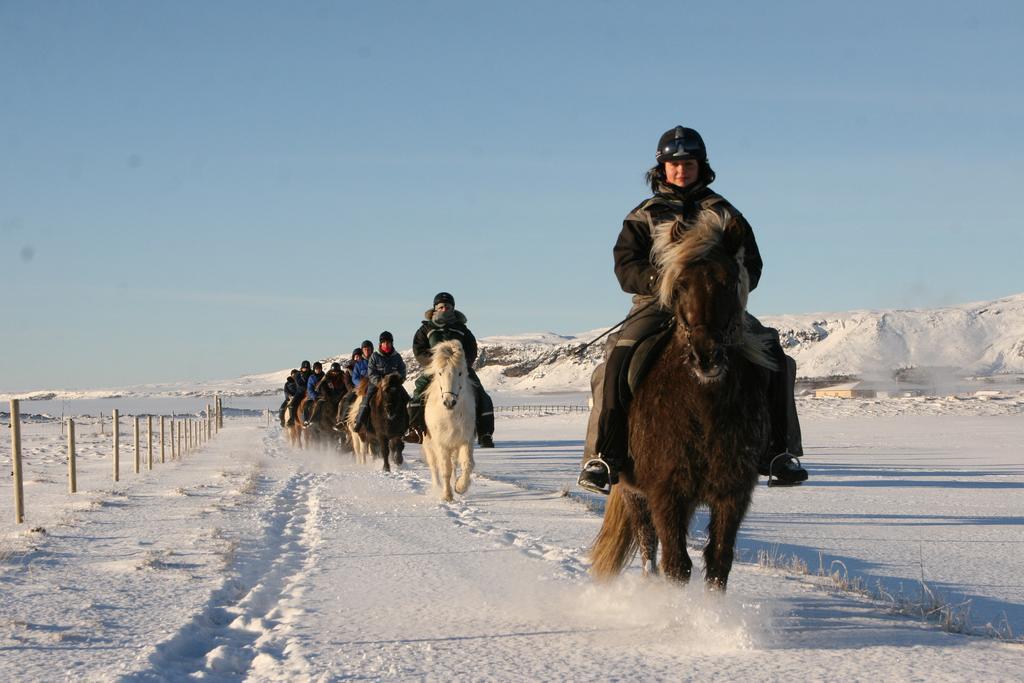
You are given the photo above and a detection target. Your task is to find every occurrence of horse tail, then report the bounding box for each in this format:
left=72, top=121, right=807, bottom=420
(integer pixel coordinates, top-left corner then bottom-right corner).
left=589, top=486, right=639, bottom=581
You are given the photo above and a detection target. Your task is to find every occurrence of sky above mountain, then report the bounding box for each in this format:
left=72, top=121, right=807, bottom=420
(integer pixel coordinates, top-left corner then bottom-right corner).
left=2, top=1, right=1022, bottom=391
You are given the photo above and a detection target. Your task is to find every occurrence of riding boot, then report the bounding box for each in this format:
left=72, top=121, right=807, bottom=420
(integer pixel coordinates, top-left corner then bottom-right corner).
left=758, top=351, right=808, bottom=485
left=278, top=401, right=288, bottom=427
left=473, top=379, right=495, bottom=447
left=579, top=344, right=633, bottom=495
left=578, top=408, right=630, bottom=495
left=403, top=402, right=425, bottom=444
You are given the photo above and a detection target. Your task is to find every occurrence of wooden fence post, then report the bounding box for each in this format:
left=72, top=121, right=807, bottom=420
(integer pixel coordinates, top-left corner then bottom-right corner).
left=133, top=416, right=140, bottom=474
left=112, top=409, right=120, bottom=482
left=10, top=399, right=25, bottom=523
left=68, top=418, right=77, bottom=493
left=147, top=415, right=153, bottom=470
left=206, top=403, right=212, bottom=441
left=169, top=419, right=175, bottom=459
left=160, top=416, right=166, bottom=463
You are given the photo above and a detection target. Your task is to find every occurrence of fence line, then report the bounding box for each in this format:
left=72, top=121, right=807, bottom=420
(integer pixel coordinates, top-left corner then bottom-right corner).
left=492, top=404, right=588, bottom=413
left=6, top=395, right=226, bottom=524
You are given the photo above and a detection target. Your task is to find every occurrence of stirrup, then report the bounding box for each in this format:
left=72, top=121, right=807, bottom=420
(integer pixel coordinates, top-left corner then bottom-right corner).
left=766, top=451, right=804, bottom=488
left=577, top=458, right=613, bottom=495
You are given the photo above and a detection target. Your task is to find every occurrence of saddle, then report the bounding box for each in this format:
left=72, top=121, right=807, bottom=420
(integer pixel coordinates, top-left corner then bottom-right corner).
left=618, top=319, right=675, bottom=403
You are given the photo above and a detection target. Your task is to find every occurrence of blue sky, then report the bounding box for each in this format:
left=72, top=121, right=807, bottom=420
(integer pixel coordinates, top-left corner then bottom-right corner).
left=2, top=1, right=1022, bottom=392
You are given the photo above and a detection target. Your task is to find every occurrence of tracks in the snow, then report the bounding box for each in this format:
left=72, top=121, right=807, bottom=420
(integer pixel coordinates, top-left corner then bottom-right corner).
left=127, top=470, right=323, bottom=681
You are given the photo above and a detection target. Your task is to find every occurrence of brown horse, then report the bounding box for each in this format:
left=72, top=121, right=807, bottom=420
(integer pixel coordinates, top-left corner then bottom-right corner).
left=590, top=209, right=778, bottom=590
left=368, top=373, right=410, bottom=472
left=305, top=394, right=343, bottom=449
left=344, top=374, right=409, bottom=471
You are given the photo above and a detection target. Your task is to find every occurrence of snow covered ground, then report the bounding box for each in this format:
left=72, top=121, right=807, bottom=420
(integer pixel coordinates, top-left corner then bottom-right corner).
left=2, top=399, right=1023, bottom=680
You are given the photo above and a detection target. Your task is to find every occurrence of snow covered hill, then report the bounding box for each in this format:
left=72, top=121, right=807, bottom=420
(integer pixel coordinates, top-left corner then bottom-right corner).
left=767, top=292, right=1024, bottom=380
left=4, top=294, right=1023, bottom=400
left=465, top=293, right=1024, bottom=391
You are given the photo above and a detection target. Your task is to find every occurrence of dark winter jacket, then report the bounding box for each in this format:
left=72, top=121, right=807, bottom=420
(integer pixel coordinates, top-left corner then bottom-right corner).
left=368, top=350, right=407, bottom=385
left=284, top=377, right=301, bottom=399
left=614, top=183, right=763, bottom=297
left=295, top=370, right=313, bottom=400
left=412, top=309, right=478, bottom=368
left=306, top=371, right=324, bottom=400
left=351, top=359, right=369, bottom=388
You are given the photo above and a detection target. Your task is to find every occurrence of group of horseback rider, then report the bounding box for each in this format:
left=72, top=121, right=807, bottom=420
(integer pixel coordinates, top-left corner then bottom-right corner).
left=277, top=124, right=808, bottom=495
left=278, top=291, right=495, bottom=448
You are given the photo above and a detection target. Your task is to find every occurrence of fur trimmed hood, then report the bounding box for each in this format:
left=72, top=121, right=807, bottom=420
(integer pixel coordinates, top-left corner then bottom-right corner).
left=423, top=308, right=468, bottom=325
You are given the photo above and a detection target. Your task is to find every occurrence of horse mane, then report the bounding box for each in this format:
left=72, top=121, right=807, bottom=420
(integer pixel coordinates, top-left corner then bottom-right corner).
left=651, top=209, right=777, bottom=371
left=428, top=340, right=465, bottom=375
left=355, top=377, right=368, bottom=396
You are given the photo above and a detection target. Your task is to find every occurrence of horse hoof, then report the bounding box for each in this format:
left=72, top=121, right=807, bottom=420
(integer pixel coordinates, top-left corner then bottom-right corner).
left=394, top=454, right=404, bottom=465
left=455, top=481, right=470, bottom=494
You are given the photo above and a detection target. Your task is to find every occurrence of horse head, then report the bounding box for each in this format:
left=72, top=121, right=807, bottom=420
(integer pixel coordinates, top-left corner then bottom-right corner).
left=653, top=209, right=773, bottom=384
left=378, top=373, right=409, bottom=423
left=429, top=340, right=467, bottom=410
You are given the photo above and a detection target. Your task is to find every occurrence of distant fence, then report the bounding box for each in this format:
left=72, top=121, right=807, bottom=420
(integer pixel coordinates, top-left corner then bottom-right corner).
left=493, top=404, right=588, bottom=414
left=6, top=396, right=226, bottom=525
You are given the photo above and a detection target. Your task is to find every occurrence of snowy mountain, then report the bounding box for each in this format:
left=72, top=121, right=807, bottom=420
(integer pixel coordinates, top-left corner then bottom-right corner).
left=765, top=292, right=1024, bottom=380
left=458, top=293, right=1024, bottom=391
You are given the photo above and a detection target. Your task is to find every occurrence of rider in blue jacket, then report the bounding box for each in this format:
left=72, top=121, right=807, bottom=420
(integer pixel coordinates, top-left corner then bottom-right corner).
left=302, top=361, right=324, bottom=422
left=350, top=340, right=373, bottom=389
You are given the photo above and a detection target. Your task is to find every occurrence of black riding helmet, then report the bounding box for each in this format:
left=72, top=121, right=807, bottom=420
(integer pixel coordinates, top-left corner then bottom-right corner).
left=361, top=340, right=373, bottom=350
left=655, top=126, right=707, bottom=164
left=330, top=362, right=341, bottom=372
left=433, top=292, right=455, bottom=307
left=313, top=361, right=323, bottom=371
left=379, top=330, right=394, bottom=344
left=300, top=360, right=311, bottom=370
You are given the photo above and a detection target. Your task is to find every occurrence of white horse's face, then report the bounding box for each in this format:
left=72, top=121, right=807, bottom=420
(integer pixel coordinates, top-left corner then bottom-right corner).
left=435, top=362, right=466, bottom=409
left=431, top=343, right=468, bottom=411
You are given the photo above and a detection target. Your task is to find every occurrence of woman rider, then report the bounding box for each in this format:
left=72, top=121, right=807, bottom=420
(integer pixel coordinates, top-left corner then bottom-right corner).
left=577, top=125, right=808, bottom=494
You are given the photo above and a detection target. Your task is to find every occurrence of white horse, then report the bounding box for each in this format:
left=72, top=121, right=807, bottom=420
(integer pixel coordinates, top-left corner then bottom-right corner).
left=422, top=340, right=476, bottom=502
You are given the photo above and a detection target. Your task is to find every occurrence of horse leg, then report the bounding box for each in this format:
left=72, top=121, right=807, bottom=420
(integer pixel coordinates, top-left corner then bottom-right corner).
left=440, top=449, right=455, bottom=502
left=625, top=491, right=659, bottom=577
left=650, top=494, right=696, bottom=583
left=381, top=439, right=391, bottom=473
left=704, top=493, right=752, bottom=591
left=423, top=440, right=440, bottom=489
left=454, top=442, right=474, bottom=494
left=392, top=439, right=404, bottom=466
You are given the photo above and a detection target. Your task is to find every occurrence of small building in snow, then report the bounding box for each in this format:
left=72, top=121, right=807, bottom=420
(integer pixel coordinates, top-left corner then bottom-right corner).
left=814, top=382, right=878, bottom=399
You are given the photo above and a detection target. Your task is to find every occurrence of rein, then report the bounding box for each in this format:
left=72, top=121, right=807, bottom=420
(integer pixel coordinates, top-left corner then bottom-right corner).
left=574, top=300, right=658, bottom=357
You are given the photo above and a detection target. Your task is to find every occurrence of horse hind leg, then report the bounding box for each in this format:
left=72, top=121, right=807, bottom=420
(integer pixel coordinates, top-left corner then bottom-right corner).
left=381, top=440, right=391, bottom=473
left=625, top=491, right=659, bottom=577
left=454, top=442, right=475, bottom=494
left=704, top=494, right=752, bottom=591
